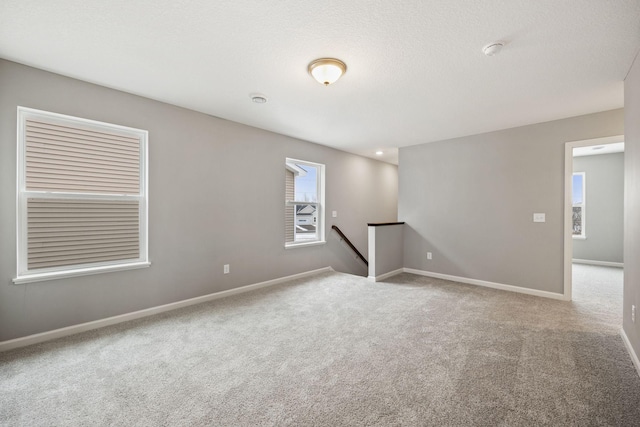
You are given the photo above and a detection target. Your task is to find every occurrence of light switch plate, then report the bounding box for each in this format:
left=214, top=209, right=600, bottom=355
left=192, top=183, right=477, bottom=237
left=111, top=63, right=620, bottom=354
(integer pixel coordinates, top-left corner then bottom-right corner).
left=332, top=211, right=337, bottom=218
left=533, top=213, right=546, bottom=223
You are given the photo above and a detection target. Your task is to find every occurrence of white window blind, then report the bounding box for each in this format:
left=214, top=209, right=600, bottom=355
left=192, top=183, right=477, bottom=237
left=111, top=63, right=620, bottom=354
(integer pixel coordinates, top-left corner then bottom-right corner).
left=285, top=168, right=295, bottom=244
left=15, top=107, right=149, bottom=283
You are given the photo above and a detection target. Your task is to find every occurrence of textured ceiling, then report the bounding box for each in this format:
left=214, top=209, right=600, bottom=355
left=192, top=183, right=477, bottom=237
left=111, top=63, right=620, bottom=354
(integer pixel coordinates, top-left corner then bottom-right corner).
left=1, top=1, right=639, bottom=164
left=574, top=142, right=625, bottom=157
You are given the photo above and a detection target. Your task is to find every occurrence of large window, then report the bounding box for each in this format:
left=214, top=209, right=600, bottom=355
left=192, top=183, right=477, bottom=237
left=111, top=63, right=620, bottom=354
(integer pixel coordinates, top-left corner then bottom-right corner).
left=285, top=158, right=325, bottom=247
left=14, top=107, right=149, bottom=284
left=572, top=172, right=585, bottom=238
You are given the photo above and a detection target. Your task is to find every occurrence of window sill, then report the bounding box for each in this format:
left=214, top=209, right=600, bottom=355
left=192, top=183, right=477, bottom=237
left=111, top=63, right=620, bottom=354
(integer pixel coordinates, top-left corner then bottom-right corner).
left=13, top=261, right=151, bottom=284
left=285, top=240, right=326, bottom=249
left=572, top=235, right=586, bottom=240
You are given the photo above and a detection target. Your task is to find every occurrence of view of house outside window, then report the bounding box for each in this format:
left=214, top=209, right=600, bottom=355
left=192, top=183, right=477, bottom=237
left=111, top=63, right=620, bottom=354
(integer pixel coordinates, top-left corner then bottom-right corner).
left=285, top=159, right=324, bottom=246
left=14, top=106, right=149, bottom=284
left=572, top=172, right=585, bottom=238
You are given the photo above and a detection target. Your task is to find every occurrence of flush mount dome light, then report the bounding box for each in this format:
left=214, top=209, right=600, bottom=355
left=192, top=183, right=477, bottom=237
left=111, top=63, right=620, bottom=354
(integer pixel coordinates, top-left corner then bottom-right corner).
left=375, top=151, right=383, bottom=155
left=308, top=58, right=347, bottom=86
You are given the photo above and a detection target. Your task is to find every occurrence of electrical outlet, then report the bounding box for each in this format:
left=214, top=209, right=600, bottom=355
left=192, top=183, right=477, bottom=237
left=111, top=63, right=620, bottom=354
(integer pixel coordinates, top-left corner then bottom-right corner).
left=427, top=252, right=432, bottom=260
left=633, top=305, right=636, bottom=323
left=224, top=264, right=230, bottom=274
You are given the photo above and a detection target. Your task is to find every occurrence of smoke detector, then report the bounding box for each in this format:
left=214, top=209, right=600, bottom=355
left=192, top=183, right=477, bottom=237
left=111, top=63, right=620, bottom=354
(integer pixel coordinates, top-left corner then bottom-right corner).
left=250, top=94, right=268, bottom=104
left=483, top=42, right=505, bottom=56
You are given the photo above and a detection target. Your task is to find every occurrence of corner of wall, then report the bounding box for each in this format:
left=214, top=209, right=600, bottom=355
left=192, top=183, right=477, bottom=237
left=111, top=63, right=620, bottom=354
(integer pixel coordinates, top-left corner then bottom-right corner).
left=623, top=46, right=640, bottom=369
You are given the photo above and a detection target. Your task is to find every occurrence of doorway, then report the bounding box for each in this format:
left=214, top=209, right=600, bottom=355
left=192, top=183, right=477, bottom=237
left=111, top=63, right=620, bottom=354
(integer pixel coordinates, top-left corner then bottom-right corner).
left=563, top=135, right=624, bottom=300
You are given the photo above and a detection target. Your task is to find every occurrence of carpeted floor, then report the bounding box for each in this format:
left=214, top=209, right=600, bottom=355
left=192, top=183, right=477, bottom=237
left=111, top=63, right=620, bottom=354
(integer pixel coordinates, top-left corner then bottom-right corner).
left=1, top=265, right=639, bottom=426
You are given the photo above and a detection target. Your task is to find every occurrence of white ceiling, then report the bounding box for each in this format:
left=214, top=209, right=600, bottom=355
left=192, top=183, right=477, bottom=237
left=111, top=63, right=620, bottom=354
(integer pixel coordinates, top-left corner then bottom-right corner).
left=574, top=142, right=625, bottom=157
left=1, top=1, right=639, bottom=165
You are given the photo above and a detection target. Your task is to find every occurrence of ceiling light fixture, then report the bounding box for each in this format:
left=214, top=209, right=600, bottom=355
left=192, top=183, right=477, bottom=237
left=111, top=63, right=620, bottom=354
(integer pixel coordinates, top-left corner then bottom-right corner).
left=308, top=58, right=347, bottom=86
left=483, top=42, right=504, bottom=56
left=375, top=151, right=383, bottom=155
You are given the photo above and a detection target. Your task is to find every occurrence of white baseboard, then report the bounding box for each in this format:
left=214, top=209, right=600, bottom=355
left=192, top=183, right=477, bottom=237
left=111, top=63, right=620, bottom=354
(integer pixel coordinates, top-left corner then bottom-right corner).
left=403, top=268, right=567, bottom=301
left=367, top=268, right=404, bottom=282
left=573, top=259, right=624, bottom=268
left=621, top=328, right=640, bottom=378
left=0, top=267, right=333, bottom=352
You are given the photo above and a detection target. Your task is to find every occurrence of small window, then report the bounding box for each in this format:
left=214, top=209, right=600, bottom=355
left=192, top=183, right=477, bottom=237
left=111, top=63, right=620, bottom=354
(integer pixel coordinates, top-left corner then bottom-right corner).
left=572, top=172, right=585, bottom=238
left=285, top=158, right=325, bottom=247
left=14, top=107, right=149, bottom=283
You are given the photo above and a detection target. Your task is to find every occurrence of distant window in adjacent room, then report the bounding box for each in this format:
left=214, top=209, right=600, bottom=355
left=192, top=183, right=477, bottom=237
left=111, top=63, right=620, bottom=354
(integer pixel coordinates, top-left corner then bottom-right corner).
left=572, top=172, right=585, bottom=238
left=285, top=158, right=325, bottom=247
left=14, top=107, right=149, bottom=284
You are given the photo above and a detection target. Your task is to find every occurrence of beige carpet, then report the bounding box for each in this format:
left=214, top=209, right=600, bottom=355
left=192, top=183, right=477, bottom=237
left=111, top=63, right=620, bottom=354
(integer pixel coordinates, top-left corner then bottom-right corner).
left=1, top=265, right=639, bottom=426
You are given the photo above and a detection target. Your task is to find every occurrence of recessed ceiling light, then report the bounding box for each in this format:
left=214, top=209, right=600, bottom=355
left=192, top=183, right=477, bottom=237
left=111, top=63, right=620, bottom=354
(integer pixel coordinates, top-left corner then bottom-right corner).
left=250, top=94, right=268, bottom=104
left=483, top=42, right=504, bottom=56
left=375, top=151, right=383, bottom=155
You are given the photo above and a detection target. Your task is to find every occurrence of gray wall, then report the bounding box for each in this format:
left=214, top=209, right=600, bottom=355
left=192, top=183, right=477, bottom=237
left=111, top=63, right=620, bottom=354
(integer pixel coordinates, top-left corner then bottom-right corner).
left=0, top=60, right=398, bottom=341
left=368, top=224, right=404, bottom=279
left=572, top=153, right=624, bottom=263
left=624, top=51, right=640, bottom=364
left=399, top=109, right=623, bottom=294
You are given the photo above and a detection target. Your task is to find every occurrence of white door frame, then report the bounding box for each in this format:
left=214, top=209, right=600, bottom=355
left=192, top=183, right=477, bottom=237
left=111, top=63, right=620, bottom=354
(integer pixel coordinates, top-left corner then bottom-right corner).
left=563, top=135, right=624, bottom=300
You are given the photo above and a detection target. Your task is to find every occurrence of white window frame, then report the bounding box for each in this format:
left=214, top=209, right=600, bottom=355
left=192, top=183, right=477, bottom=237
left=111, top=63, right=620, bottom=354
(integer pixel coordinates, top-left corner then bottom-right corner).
left=285, top=158, right=325, bottom=248
left=572, top=172, right=586, bottom=239
left=14, top=107, right=150, bottom=284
